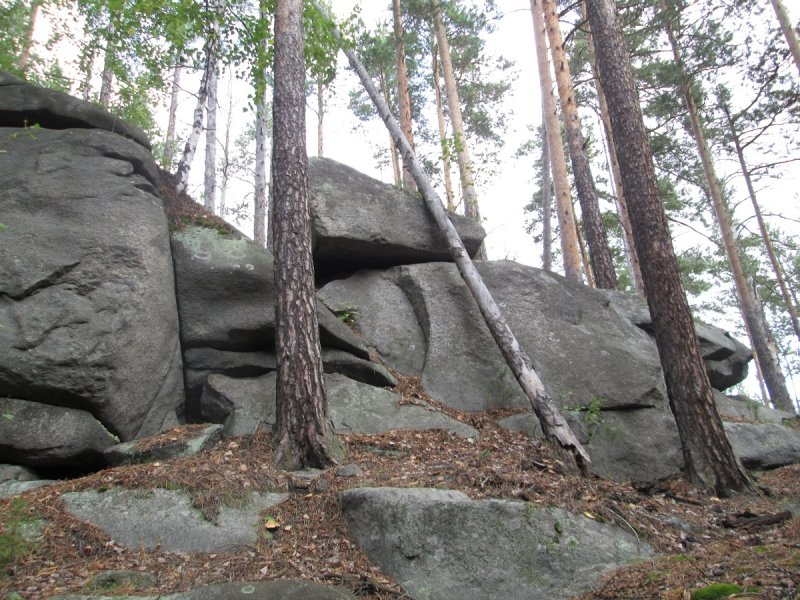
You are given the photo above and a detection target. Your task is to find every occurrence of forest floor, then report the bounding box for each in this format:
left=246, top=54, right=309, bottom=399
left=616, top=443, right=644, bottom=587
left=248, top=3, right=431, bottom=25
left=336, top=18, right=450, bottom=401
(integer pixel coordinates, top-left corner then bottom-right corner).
left=2, top=174, right=798, bottom=600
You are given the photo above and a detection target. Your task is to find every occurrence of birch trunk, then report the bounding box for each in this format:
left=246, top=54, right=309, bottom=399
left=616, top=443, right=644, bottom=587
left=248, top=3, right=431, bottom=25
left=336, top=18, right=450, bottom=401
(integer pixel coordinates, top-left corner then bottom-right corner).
left=540, top=118, right=553, bottom=272
left=393, top=0, right=416, bottom=190
left=529, top=0, right=582, bottom=283
left=769, top=0, right=800, bottom=76
left=99, top=33, right=114, bottom=107
left=174, top=53, right=211, bottom=194
left=542, top=0, right=617, bottom=289
left=432, top=41, right=455, bottom=211
left=164, top=63, right=181, bottom=169
left=586, top=0, right=753, bottom=496
left=662, top=6, right=795, bottom=413
left=204, top=57, right=219, bottom=214
left=254, top=87, right=269, bottom=247
left=17, top=1, right=40, bottom=72
left=316, top=1, right=589, bottom=475
left=219, top=78, right=233, bottom=217
left=432, top=0, right=486, bottom=259
left=317, top=79, right=324, bottom=156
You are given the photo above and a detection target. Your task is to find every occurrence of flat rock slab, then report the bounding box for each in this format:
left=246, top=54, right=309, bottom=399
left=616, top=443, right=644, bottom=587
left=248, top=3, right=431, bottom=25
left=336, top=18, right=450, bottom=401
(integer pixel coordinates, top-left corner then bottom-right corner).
left=62, top=488, right=288, bottom=553
left=50, top=580, right=356, bottom=600
left=339, top=487, right=654, bottom=600
left=0, top=479, right=54, bottom=499
left=201, top=373, right=477, bottom=439
left=724, top=422, right=800, bottom=469
left=104, top=424, right=224, bottom=466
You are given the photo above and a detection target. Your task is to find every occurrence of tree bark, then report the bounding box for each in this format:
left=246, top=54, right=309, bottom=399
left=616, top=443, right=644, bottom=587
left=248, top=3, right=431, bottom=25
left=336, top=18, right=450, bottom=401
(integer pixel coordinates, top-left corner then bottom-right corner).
left=204, top=56, right=219, bottom=214
left=540, top=117, right=553, bottom=272
left=720, top=99, right=800, bottom=345
left=254, top=86, right=269, bottom=247
left=769, top=0, right=800, bottom=76
left=164, top=62, right=182, bottom=169
left=99, top=32, right=114, bottom=107
left=219, top=77, right=233, bottom=217
left=319, top=2, right=589, bottom=475
left=585, top=0, right=753, bottom=496
left=432, top=39, right=455, bottom=211
left=317, top=78, right=325, bottom=156
left=393, top=0, right=416, bottom=190
left=17, top=0, right=40, bottom=72
left=661, top=4, right=795, bottom=414
left=272, top=0, right=343, bottom=470
left=175, top=39, right=214, bottom=194
left=379, top=69, right=402, bottom=187
left=542, top=0, right=617, bottom=289
left=529, top=0, right=582, bottom=283
left=432, top=0, right=486, bottom=259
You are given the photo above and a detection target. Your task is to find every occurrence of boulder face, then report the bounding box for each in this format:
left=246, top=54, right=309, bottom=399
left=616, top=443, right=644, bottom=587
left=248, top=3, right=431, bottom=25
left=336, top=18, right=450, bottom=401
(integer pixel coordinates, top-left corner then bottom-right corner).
left=0, top=122, right=184, bottom=445
left=308, top=157, right=486, bottom=278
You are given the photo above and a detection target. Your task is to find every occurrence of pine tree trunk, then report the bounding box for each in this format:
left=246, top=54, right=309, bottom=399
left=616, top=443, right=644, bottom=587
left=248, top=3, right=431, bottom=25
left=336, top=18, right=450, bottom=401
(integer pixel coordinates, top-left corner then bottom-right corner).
left=393, top=0, right=416, bottom=190
left=432, top=0, right=486, bottom=259
left=662, top=6, right=795, bottom=414
left=585, top=0, right=752, bottom=496
left=320, top=2, right=589, bottom=475
left=175, top=41, right=214, bottom=195
left=317, top=78, right=324, bottom=157
left=254, top=86, right=269, bottom=247
left=17, top=1, right=40, bottom=72
left=204, top=57, right=218, bottom=214
left=542, top=0, right=616, bottom=289
left=272, top=0, right=343, bottom=470
left=540, top=117, right=553, bottom=272
left=432, top=40, right=455, bottom=211
left=529, top=0, right=582, bottom=283
left=164, top=63, right=181, bottom=169
left=720, top=100, right=800, bottom=344
left=379, top=70, right=402, bottom=187
left=769, top=0, right=800, bottom=76
left=583, top=5, right=644, bottom=296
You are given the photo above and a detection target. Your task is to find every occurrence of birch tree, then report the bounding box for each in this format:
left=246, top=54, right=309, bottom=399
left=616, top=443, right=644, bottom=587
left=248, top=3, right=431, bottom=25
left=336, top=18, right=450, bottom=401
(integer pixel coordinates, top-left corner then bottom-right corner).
left=204, top=56, right=219, bottom=214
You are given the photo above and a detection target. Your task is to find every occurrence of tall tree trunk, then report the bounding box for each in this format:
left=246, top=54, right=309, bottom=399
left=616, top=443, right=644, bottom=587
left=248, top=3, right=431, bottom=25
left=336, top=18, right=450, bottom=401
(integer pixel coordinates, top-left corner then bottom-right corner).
left=317, top=78, right=325, bottom=156
left=204, top=57, right=219, bottom=214
left=318, top=1, right=589, bottom=475
left=529, top=0, right=582, bottom=283
left=254, top=86, right=269, bottom=247
left=586, top=0, right=752, bottom=496
left=542, top=0, right=617, bottom=289
left=99, top=33, right=114, bottom=107
left=272, top=0, right=343, bottom=470
left=393, top=0, right=416, bottom=190
left=219, top=77, right=233, bottom=217
left=17, top=0, right=40, bottom=72
left=583, top=4, right=644, bottom=296
left=164, top=62, right=181, bottom=169
left=432, top=39, right=455, bottom=211
left=662, top=5, right=795, bottom=414
left=769, top=0, right=800, bottom=76
left=79, top=46, right=95, bottom=101
left=175, top=48, right=212, bottom=194
left=432, top=0, right=486, bottom=259
left=540, top=118, right=553, bottom=272
left=379, top=70, right=402, bottom=186
left=720, top=99, right=800, bottom=344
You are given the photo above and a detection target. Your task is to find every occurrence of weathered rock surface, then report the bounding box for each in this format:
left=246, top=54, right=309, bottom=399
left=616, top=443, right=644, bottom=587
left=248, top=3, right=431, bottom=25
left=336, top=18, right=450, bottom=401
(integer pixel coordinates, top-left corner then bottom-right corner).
left=62, top=488, right=288, bottom=553
left=104, top=424, right=224, bottom=466
left=0, top=479, right=54, bottom=499
left=0, top=71, right=150, bottom=149
left=724, top=422, right=800, bottom=469
left=201, top=373, right=477, bottom=439
left=0, top=398, right=117, bottom=467
left=0, top=125, right=184, bottom=442
left=714, top=391, right=794, bottom=425
left=308, top=157, right=486, bottom=277
left=339, top=487, right=654, bottom=600
left=51, top=580, right=357, bottom=600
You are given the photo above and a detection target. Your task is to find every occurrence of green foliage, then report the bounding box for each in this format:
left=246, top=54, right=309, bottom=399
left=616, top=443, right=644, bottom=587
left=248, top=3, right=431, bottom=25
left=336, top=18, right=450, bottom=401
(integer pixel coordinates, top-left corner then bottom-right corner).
left=690, top=582, right=761, bottom=599
left=333, top=304, right=358, bottom=326
left=0, top=498, right=40, bottom=575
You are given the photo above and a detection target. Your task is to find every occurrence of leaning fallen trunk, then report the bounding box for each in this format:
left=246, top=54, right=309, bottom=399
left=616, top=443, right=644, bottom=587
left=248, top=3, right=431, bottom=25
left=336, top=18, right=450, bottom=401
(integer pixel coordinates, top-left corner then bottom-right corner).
left=312, top=2, right=589, bottom=475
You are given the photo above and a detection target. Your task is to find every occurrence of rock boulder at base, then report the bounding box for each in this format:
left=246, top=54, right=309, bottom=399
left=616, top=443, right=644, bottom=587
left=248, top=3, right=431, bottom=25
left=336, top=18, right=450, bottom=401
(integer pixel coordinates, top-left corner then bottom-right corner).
left=724, top=422, right=800, bottom=469
left=0, top=126, right=184, bottom=442
left=62, top=488, right=288, bottom=553
left=0, top=398, right=117, bottom=467
left=308, top=157, right=486, bottom=277
left=339, top=487, right=654, bottom=600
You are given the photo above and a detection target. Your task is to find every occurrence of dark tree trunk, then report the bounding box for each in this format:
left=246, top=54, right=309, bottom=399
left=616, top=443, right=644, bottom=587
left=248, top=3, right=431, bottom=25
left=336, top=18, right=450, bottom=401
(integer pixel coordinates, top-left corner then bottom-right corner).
left=271, top=0, right=343, bottom=470
left=585, top=0, right=752, bottom=496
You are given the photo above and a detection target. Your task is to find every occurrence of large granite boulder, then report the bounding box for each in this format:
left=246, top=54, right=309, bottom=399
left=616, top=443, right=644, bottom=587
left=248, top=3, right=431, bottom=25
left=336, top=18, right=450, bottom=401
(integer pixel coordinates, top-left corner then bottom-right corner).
left=170, top=225, right=370, bottom=414
left=308, top=157, right=486, bottom=277
left=0, top=121, right=184, bottom=446
left=339, top=487, right=654, bottom=600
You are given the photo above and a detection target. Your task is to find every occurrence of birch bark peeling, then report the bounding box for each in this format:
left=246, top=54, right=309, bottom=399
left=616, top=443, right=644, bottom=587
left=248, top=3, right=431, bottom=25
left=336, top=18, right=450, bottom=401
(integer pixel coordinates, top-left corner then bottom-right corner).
left=314, top=2, right=589, bottom=475
left=204, top=57, right=218, bottom=214
left=542, top=0, right=617, bottom=290
left=529, top=0, right=582, bottom=283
